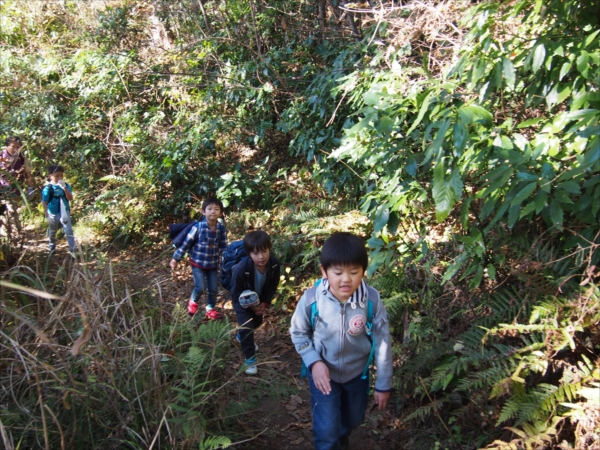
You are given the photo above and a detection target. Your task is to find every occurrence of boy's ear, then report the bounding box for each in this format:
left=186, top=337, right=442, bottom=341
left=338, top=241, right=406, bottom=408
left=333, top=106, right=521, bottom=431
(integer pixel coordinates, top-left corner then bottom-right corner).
left=320, top=265, right=327, bottom=279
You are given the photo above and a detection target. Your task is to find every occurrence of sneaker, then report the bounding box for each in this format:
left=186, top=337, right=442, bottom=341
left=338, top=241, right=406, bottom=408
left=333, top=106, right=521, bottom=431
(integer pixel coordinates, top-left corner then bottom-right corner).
left=205, top=309, right=223, bottom=320
left=244, top=357, right=257, bottom=375
left=187, top=298, right=199, bottom=317
left=236, top=333, right=259, bottom=352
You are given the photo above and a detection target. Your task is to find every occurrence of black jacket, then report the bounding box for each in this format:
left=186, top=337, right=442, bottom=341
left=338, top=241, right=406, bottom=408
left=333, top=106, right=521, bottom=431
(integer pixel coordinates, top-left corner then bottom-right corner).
left=230, top=254, right=280, bottom=307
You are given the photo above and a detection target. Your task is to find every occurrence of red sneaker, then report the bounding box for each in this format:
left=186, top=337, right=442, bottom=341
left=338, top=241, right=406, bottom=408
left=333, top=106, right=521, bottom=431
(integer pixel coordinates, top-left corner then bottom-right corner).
left=205, top=309, right=223, bottom=320
left=187, top=299, right=199, bottom=317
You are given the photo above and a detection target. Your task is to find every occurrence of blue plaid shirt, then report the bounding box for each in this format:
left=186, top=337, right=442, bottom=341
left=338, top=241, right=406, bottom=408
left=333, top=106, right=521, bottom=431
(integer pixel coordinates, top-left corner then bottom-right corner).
left=172, top=219, right=227, bottom=269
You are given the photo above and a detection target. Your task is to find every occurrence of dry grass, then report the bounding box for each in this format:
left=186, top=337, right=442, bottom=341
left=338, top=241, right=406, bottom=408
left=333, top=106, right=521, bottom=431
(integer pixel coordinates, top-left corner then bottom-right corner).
left=0, top=248, right=244, bottom=449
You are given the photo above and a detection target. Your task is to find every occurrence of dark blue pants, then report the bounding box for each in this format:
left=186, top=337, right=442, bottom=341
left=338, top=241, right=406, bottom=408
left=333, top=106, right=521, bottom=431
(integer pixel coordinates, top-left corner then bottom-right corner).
left=233, top=303, right=262, bottom=359
left=308, top=371, right=369, bottom=450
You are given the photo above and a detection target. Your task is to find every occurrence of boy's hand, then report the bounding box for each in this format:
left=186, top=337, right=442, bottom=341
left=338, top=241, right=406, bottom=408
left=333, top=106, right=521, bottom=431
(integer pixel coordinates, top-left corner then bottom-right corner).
left=311, top=361, right=331, bottom=395
left=169, top=259, right=178, bottom=270
left=57, top=180, right=67, bottom=189
left=250, top=302, right=267, bottom=315
left=374, top=391, right=390, bottom=410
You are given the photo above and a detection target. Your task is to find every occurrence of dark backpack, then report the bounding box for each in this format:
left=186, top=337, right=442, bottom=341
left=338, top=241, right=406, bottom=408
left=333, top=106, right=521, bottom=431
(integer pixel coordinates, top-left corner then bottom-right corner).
left=219, top=240, right=247, bottom=291
left=169, top=221, right=199, bottom=248
left=42, top=184, right=56, bottom=204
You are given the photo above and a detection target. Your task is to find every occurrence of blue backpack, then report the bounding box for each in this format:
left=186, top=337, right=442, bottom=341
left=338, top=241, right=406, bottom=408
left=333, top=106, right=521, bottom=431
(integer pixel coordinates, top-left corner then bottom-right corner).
left=219, top=240, right=247, bottom=291
left=169, top=221, right=200, bottom=248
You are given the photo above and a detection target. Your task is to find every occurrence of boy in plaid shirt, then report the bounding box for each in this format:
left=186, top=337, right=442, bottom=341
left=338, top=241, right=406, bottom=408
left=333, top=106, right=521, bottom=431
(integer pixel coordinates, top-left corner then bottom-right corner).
left=170, top=197, right=228, bottom=320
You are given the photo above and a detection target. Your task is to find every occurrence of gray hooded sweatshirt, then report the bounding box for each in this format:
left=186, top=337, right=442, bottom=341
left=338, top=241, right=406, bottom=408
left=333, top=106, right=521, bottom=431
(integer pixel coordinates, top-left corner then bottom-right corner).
left=289, top=279, right=393, bottom=392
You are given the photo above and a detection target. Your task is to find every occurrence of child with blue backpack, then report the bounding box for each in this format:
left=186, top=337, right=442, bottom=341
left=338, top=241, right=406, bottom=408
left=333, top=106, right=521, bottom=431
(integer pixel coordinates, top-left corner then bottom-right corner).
left=41, top=165, right=75, bottom=255
left=230, top=230, right=280, bottom=375
left=170, top=197, right=228, bottom=320
left=289, top=232, right=393, bottom=450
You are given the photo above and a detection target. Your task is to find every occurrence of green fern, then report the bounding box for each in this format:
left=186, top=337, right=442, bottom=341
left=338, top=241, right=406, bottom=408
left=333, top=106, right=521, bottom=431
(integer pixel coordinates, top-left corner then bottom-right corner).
left=404, top=395, right=453, bottom=423
left=198, top=435, right=232, bottom=449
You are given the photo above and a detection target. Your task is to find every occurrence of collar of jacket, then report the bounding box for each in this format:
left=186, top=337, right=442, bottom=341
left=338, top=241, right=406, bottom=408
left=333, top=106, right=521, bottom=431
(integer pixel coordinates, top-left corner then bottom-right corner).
left=320, top=278, right=368, bottom=308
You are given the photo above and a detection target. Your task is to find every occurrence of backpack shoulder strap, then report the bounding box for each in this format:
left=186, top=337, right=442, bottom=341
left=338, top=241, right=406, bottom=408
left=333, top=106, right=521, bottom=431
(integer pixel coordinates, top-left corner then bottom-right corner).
left=304, top=284, right=320, bottom=326
left=242, top=257, right=252, bottom=289
left=43, top=184, right=54, bottom=202
left=361, top=298, right=376, bottom=382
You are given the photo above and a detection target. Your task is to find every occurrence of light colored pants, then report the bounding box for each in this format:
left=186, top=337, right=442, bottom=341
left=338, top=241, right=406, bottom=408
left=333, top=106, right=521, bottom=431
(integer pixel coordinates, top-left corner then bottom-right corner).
left=47, top=213, right=75, bottom=252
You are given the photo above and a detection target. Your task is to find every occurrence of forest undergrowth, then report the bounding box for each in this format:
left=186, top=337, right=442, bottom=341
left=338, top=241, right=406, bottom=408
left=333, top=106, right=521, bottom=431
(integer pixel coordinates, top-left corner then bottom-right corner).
left=1, top=0, right=600, bottom=449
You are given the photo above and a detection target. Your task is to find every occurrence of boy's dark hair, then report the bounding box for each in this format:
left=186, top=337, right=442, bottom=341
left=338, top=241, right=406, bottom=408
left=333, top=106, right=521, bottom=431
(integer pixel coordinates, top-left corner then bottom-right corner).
left=244, top=230, right=272, bottom=253
left=202, top=196, right=224, bottom=212
left=48, top=165, right=65, bottom=175
left=5, top=136, right=22, bottom=147
left=320, top=232, right=368, bottom=271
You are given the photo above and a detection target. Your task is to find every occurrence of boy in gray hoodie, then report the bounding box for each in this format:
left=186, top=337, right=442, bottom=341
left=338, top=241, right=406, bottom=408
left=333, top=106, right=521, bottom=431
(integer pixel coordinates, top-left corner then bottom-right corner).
left=290, top=232, right=393, bottom=450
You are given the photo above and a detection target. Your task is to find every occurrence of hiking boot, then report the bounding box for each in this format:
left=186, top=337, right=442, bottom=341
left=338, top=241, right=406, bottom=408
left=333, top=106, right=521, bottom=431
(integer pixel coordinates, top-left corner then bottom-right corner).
left=244, top=357, right=257, bottom=375
left=187, top=298, right=199, bottom=317
left=236, top=333, right=259, bottom=351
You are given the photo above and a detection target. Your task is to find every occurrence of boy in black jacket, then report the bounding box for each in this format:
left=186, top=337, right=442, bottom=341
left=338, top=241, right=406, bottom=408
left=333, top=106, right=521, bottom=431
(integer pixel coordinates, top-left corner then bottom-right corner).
left=231, top=230, right=280, bottom=375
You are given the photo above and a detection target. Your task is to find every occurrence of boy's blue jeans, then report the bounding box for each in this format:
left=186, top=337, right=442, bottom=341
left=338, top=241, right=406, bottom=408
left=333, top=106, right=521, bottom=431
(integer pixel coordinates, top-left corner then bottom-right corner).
left=191, top=267, right=218, bottom=308
left=47, top=213, right=75, bottom=252
left=308, top=371, right=369, bottom=450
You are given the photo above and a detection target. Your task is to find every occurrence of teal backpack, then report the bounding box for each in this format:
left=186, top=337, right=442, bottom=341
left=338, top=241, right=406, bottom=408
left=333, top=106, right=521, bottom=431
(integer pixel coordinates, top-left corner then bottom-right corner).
left=300, top=279, right=376, bottom=382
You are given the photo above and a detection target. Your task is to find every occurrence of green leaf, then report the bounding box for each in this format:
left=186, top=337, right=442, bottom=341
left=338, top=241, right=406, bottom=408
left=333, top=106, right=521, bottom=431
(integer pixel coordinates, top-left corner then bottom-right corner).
left=458, top=105, right=493, bottom=126
left=406, top=156, right=417, bottom=177
left=557, top=85, right=572, bottom=105
left=470, top=265, right=484, bottom=289
left=487, top=264, right=496, bottom=280
left=453, top=119, right=468, bottom=154
left=516, top=172, right=538, bottom=182
left=546, top=86, right=559, bottom=109
left=460, top=196, right=472, bottom=228
left=405, top=90, right=433, bottom=135
left=532, top=43, right=546, bottom=73
left=558, top=181, right=581, bottom=195
left=534, top=190, right=548, bottom=213
left=584, top=29, right=600, bottom=48
left=367, top=237, right=385, bottom=248
left=565, top=109, right=598, bottom=121
left=441, top=252, right=469, bottom=284
left=554, top=189, right=574, bottom=204
left=376, top=115, right=394, bottom=137
left=576, top=51, right=590, bottom=78
left=510, top=182, right=537, bottom=206
left=432, top=163, right=463, bottom=222
left=424, top=120, right=451, bottom=165
left=549, top=200, right=564, bottom=228
left=517, top=117, right=544, bottom=128
left=374, top=204, right=390, bottom=234
left=502, top=57, right=515, bottom=89
left=507, top=203, right=520, bottom=228
left=520, top=201, right=537, bottom=218
left=387, top=211, right=399, bottom=235
left=363, top=91, right=381, bottom=106
left=559, top=61, right=572, bottom=81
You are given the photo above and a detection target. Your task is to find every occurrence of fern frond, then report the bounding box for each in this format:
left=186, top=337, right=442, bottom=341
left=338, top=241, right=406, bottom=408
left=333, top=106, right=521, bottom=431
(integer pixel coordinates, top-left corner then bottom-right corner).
left=199, top=435, right=232, bottom=450
left=405, top=396, right=450, bottom=423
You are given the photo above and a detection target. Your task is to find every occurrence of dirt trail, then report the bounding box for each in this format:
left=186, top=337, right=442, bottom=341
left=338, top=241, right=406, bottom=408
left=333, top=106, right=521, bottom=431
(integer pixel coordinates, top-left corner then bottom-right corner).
left=15, top=224, right=404, bottom=449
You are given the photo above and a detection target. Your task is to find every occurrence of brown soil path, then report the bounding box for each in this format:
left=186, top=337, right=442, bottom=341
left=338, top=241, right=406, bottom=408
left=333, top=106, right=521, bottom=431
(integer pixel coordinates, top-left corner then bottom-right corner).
left=14, top=222, right=406, bottom=449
